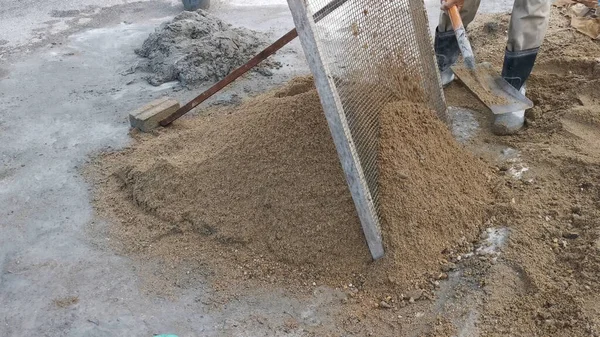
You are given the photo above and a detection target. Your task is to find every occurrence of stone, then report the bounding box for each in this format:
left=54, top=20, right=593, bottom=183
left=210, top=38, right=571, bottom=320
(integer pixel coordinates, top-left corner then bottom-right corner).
left=437, top=272, right=449, bottom=280
left=562, top=232, right=580, bottom=240
left=405, top=290, right=423, bottom=301
left=441, top=262, right=457, bottom=272
left=379, top=301, right=392, bottom=309
left=571, top=214, right=587, bottom=227
left=129, top=97, right=180, bottom=132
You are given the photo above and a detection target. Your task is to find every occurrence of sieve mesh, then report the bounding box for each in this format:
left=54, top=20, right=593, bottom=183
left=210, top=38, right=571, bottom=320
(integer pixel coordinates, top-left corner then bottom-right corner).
left=287, top=0, right=446, bottom=259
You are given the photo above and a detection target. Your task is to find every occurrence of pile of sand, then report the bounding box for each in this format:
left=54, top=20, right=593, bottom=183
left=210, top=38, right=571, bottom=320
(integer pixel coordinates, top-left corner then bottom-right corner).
left=135, top=10, right=279, bottom=86
left=378, top=100, right=491, bottom=286
left=88, top=76, right=492, bottom=294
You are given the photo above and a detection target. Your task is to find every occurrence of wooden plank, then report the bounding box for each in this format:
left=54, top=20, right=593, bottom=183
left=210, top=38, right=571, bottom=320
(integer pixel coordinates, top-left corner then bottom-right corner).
left=130, top=97, right=180, bottom=132
left=286, top=0, right=384, bottom=260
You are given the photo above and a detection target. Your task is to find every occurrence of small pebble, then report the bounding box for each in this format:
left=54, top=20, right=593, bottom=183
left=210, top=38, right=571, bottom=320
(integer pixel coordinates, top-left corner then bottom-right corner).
left=441, top=262, right=456, bottom=272
left=405, top=290, right=423, bottom=301
left=379, top=301, right=392, bottom=309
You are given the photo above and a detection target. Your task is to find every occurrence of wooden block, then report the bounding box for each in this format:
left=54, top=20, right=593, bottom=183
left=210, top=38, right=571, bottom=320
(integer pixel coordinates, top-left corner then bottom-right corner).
left=129, top=97, right=180, bottom=132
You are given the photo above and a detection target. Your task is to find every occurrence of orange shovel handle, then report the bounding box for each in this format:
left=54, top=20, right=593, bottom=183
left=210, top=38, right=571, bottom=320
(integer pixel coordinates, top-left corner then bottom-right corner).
left=448, top=6, right=463, bottom=31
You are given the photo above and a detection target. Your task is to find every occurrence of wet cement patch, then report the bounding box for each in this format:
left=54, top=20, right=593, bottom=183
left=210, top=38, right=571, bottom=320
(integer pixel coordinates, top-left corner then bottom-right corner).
left=0, top=68, right=9, bottom=79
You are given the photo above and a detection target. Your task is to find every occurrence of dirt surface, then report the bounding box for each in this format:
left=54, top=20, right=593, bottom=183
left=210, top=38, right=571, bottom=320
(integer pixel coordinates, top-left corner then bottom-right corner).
left=4, top=0, right=560, bottom=336
left=1, top=0, right=583, bottom=335
left=84, top=6, right=600, bottom=336
left=136, top=9, right=280, bottom=86
left=0, top=2, right=317, bottom=336
left=442, top=8, right=600, bottom=336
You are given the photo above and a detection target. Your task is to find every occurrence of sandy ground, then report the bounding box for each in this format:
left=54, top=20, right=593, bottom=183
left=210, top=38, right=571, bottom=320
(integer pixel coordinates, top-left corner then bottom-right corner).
left=0, top=0, right=517, bottom=336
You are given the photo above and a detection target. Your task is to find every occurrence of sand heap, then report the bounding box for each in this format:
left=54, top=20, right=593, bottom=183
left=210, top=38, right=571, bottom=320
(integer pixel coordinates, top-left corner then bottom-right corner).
left=90, top=76, right=492, bottom=293
left=135, top=10, right=279, bottom=86
left=377, top=100, right=491, bottom=286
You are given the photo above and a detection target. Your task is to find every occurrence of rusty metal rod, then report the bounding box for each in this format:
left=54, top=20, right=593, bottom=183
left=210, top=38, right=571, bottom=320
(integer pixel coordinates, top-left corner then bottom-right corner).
left=160, top=0, right=349, bottom=126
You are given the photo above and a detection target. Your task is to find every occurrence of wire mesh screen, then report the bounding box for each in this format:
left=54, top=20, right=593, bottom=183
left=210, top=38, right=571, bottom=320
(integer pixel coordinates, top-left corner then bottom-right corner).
left=287, top=0, right=446, bottom=259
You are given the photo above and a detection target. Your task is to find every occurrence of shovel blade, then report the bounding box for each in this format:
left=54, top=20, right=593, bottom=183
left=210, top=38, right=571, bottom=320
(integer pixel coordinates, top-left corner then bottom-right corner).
left=451, top=63, right=533, bottom=115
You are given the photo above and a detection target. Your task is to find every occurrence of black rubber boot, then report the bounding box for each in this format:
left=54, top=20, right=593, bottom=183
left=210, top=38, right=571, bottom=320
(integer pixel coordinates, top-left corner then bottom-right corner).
left=501, top=48, right=539, bottom=90
left=434, top=29, right=460, bottom=87
left=493, top=48, right=539, bottom=136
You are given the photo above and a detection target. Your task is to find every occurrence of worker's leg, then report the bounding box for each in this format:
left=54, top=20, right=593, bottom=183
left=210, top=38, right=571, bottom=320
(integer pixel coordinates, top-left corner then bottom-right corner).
left=502, top=0, right=552, bottom=89
left=438, top=0, right=482, bottom=32
left=493, top=0, right=551, bottom=135
left=435, top=0, right=481, bottom=86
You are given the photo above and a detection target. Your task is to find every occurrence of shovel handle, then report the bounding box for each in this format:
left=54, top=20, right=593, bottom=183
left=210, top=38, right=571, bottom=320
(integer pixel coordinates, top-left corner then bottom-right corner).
left=447, top=5, right=476, bottom=69
left=448, top=6, right=464, bottom=31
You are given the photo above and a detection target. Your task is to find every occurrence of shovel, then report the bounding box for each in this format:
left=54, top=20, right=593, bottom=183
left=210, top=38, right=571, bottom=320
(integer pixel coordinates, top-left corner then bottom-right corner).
left=447, top=6, right=533, bottom=115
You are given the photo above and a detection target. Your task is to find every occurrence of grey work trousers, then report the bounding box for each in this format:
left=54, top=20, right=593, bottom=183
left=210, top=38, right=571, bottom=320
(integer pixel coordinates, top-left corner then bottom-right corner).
left=438, top=0, right=552, bottom=51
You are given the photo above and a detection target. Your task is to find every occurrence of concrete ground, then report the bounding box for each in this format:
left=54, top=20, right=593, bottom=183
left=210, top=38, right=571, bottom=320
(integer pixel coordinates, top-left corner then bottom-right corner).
left=0, top=0, right=513, bottom=336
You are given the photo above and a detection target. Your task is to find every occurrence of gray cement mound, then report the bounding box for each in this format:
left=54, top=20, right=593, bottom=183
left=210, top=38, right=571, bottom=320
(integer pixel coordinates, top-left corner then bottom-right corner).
left=135, top=10, right=280, bottom=86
